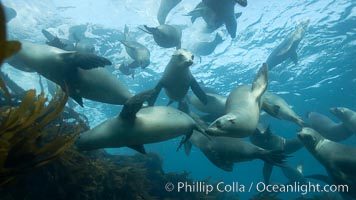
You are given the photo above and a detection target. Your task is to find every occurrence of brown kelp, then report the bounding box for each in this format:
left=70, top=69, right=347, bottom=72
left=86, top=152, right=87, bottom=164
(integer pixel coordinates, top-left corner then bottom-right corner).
left=0, top=149, right=237, bottom=200
left=0, top=89, right=79, bottom=186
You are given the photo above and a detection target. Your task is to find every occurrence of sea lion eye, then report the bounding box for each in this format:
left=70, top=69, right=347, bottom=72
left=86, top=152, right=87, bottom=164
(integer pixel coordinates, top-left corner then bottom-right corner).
left=191, top=55, right=194, bottom=60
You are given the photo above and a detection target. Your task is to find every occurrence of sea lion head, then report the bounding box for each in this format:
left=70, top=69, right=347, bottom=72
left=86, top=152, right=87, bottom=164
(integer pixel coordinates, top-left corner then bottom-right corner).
left=297, top=127, right=324, bottom=153
left=206, top=114, right=237, bottom=136
left=171, top=49, right=194, bottom=68
left=330, top=107, right=352, bottom=121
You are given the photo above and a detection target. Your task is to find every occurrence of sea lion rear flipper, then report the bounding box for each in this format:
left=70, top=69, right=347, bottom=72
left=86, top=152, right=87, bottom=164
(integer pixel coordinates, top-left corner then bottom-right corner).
left=147, top=81, right=163, bottom=106
left=260, top=149, right=289, bottom=167
left=251, top=63, right=269, bottom=102
left=120, top=89, right=156, bottom=121
left=263, top=162, right=274, bottom=184
left=127, top=145, right=146, bottom=154
left=190, top=78, right=208, bottom=105
left=290, top=50, right=298, bottom=64
left=61, top=52, right=112, bottom=70
left=176, top=131, right=193, bottom=152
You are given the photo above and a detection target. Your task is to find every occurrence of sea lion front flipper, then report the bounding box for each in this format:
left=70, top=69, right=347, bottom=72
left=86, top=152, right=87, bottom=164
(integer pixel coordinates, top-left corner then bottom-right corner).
left=251, top=63, right=269, bottom=102
left=61, top=52, right=112, bottom=70
left=190, top=78, right=208, bottom=105
left=41, top=29, right=56, bottom=41
left=235, top=12, right=242, bottom=19
left=147, top=81, right=163, bottom=106
left=127, top=145, right=146, bottom=154
left=184, top=141, right=193, bottom=156
left=290, top=50, right=298, bottom=64
left=224, top=17, right=237, bottom=38
left=120, top=89, right=156, bottom=122
left=47, top=37, right=67, bottom=49
left=263, top=162, right=274, bottom=184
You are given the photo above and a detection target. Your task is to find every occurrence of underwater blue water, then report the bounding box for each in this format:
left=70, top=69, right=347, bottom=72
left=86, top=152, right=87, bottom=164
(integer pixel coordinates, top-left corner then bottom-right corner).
left=2, top=0, right=356, bottom=199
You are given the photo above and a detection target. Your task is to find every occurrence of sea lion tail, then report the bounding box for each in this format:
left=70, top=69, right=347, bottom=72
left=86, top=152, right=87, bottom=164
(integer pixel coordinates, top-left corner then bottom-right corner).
left=259, top=149, right=290, bottom=167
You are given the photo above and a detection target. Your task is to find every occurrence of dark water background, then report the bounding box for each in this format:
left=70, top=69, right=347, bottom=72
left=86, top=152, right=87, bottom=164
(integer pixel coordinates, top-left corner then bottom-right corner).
left=2, top=0, right=356, bottom=199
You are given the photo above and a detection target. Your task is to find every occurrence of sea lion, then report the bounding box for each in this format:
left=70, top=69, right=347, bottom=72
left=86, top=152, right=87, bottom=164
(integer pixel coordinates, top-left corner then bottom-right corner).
left=206, top=63, right=269, bottom=138
left=141, top=24, right=182, bottom=49
left=3, top=5, right=16, bottom=23
left=157, top=0, right=182, bottom=25
left=120, top=25, right=150, bottom=69
left=186, top=2, right=242, bottom=34
left=116, top=61, right=135, bottom=79
left=187, top=88, right=226, bottom=120
left=297, top=127, right=356, bottom=199
left=250, top=124, right=303, bottom=184
left=191, top=33, right=223, bottom=57
left=73, top=32, right=95, bottom=53
left=184, top=131, right=287, bottom=172
left=266, top=19, right=309, bottom=69
left=330, top=107, right=356, bottom=134
left=307, top=112, right=353, bottom=142
left=76, top=90, right=203, bottom=153
left=41, top=29, right=76, bottom=51
left=262, top=91, right=305, bottom=126
left=6, top=41, right=132, bottom=106
left=148, top=49, right=207, bottom=109
left=202, top=0, right=239, bottom=38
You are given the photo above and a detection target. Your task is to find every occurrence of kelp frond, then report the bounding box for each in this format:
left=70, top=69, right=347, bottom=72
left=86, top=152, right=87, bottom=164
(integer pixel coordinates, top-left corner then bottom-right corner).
left=0, top=89, right=79, bottom=186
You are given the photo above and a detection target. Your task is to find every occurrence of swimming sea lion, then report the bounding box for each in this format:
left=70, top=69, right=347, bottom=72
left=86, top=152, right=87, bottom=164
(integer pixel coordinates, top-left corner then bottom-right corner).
left=206, top=63, right=269, bottom=138
left=297, top=127, right=356, bottom=199
left=307, top=112, right=353, bottom=142
left=157, top=0, right=182, bottom=25
left=42, top=29, right=76, bottom=51
left=266, top=19, right=309, bottom=69
left=191, top=33, right=223, bottom=57
left=330, top=107, right=356, bottom=134
left=186, top=2, right=242, bottom=34
left=262, top=91, right=305, bottom=126
left=187, top=90, right=226, bottom=118
left=202, top=0, right=239, bottom=38
left=76, top=90, right=203, bottom=153
left=184, top=131, right=287, bottom=172
left=120, top=25, right=150, bottom=69
left=250, top=124, right=303, bottom=184
left=6, top=41, right=132, bottom=106
left=73, top=32, right=95, bottom=53
left=148, top=49, right=207, bottom=109
left=141, top=24, right=182, bottom=49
